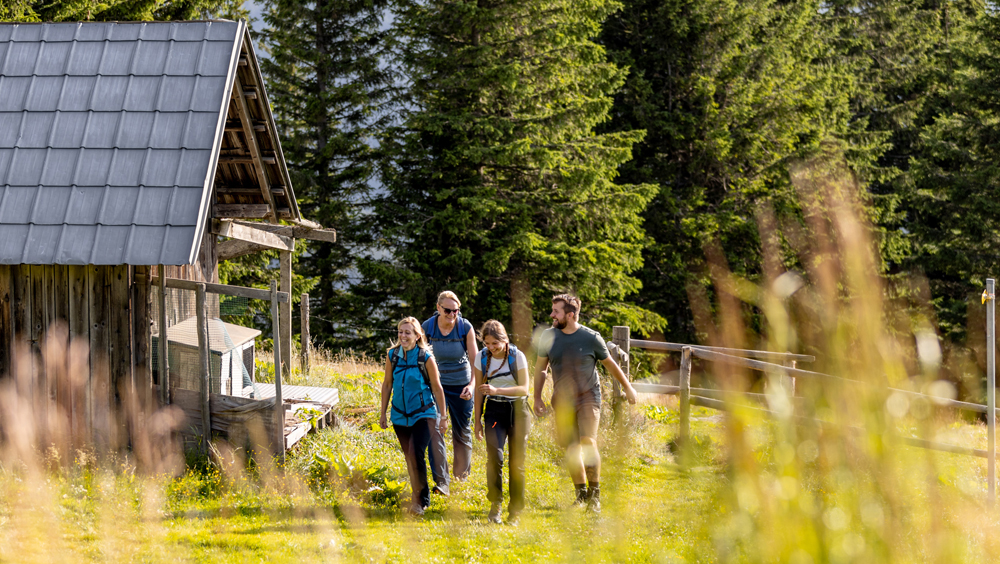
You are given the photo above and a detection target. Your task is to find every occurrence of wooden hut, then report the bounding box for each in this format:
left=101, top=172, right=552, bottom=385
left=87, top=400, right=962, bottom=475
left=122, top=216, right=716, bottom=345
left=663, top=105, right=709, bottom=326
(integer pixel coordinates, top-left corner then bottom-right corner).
left=0, top=20, right=337, bottom=453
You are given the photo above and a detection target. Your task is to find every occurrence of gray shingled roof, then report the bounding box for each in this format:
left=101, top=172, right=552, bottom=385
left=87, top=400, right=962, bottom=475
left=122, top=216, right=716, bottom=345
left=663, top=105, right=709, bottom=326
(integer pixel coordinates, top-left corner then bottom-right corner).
left=0, top=21, right=242, bottom=265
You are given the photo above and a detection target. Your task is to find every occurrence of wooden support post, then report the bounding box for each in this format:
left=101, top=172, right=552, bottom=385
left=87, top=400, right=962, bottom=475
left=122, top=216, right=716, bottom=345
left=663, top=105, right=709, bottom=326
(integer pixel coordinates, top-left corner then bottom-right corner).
left=279, top=248, right=293, bottom=378
left=300, top=293, right=310, bottom=376
left=270, top=280, right=285, bottom=464
left=157, top=265, right=169, bottom=405
left=679, top=345, right=692, bottom=464
left=0, top=266, right=10, bottom=381
left=196, top=283, right=211, bottom=455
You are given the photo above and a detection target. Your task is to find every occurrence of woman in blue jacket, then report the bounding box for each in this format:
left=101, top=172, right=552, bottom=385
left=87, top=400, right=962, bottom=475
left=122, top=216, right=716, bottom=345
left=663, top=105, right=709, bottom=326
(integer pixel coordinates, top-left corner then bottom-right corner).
left=422, top=291, right=478, bottom=490
left=379, top=317, right=448, bottom=516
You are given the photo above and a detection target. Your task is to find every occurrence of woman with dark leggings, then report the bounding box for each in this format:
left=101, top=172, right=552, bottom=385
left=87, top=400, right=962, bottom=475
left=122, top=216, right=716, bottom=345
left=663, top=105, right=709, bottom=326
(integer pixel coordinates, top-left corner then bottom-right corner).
left=379, top=317, right=448, bottom=516
left=473, top=320, right=530, bottom=525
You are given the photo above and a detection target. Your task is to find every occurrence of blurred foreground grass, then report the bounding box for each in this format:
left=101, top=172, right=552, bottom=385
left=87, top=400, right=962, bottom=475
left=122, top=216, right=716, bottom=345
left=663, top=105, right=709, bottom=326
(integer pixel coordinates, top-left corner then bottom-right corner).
left=5, top=154, right=1000, bottom=562
left=0, top=359, right=998, bottom=563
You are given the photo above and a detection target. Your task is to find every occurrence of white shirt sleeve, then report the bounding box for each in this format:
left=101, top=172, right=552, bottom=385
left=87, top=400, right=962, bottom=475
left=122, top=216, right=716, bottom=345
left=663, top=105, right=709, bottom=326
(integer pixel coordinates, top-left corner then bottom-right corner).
left=515, top=350, right=528, bottom=372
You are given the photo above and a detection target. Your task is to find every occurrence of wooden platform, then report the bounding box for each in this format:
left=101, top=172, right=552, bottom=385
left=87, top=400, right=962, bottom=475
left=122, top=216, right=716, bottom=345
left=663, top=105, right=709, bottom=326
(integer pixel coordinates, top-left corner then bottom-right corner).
left=165, top=383, right=339, bottom=453
left=255, top=383, right=339, bottom=450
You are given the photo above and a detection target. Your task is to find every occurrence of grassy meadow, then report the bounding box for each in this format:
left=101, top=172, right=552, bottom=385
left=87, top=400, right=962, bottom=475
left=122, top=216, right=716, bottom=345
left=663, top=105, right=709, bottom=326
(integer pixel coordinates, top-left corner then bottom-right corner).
left=4, top=162, right=1000, bottom=562
left=0, top=350, right=999, bottom=563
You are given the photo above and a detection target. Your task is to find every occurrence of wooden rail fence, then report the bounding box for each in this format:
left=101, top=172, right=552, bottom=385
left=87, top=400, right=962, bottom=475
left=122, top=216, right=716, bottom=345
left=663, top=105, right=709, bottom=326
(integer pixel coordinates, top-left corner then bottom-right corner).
left=610, top=326, right=1000, bottom=475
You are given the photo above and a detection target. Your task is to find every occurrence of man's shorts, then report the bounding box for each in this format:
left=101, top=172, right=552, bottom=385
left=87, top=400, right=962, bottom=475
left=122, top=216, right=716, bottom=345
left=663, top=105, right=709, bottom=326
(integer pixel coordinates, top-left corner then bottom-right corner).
left=554, top=401, right=600, bottom=447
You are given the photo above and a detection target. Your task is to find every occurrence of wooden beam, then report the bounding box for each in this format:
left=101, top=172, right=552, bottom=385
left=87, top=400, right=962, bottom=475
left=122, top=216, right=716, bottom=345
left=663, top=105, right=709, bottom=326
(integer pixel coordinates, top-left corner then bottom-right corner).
left=150, top=276, right=290, bottom=304
left=212, top=219, right=294, bottom=251
left=270, top=280, right=285, bottom=462
left=218, top=154, right=276, bottom=165
left=196, top=283, right=211, bottom=454
left=0, top=266, right=10, bottom=381
left=232, top=83, right=278, bottom=222
left=214, top=205, right=292, bottom=219
left=243, top=88, right=257, bottom=99
left=224, top=120, right=265, bottom=132
left=217, top=238, right=272, bottom=261
left=233, top=220, right=337, bottom=244
left=279, top=247, right=293, bottom=381
left=217, top=186, right=286, bottom=197
left=629, top=339, right=815, bottom=363
left=214, top=204, right=268, bottom=218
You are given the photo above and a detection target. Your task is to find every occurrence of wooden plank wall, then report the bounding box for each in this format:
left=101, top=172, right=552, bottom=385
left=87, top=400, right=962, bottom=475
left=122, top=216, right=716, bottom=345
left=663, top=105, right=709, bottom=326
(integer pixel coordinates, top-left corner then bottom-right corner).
left=0, top=265, right=148, bottom=447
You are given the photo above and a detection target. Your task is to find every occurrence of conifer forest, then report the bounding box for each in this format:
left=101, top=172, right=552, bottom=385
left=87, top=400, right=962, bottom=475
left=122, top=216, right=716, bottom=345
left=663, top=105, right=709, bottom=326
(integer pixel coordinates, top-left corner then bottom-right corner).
left=6, top=0, right=1000, bottom=373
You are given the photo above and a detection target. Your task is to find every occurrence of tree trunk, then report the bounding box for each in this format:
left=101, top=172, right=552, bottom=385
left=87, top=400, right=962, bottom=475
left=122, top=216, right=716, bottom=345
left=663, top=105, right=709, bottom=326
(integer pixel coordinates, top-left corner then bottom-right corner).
left=510, top=273, right=532, bottom=351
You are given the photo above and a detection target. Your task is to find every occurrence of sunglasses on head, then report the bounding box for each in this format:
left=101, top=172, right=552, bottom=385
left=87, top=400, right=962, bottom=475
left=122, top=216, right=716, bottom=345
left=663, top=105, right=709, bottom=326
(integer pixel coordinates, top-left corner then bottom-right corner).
left=441, top=306, right=460, bottom=315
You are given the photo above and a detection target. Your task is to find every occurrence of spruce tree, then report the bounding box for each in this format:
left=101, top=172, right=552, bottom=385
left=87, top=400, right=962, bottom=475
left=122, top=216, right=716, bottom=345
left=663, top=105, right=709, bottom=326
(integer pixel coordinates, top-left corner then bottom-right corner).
left=258, top=0, right=396, bottom=350
left=375, top=0, right=661, bottom=344
left=901, top=3, right=995, bottom=341
left=0, top=0, right=245, bottom=21
left=600, top=0, right=849, bottom=342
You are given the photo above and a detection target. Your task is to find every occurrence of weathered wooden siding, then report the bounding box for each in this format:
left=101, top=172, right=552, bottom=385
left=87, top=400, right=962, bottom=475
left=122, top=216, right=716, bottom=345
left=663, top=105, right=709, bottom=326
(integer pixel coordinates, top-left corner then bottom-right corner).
left=0, top=265, right=150, bottom=423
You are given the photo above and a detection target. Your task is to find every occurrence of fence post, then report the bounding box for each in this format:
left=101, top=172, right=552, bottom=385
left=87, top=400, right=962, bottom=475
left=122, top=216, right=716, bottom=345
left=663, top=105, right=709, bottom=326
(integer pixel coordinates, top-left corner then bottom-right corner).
left=157, top=265, right=169, bottom=405
left=271, top=280, right=285, bottom=465
left=989, top=278, right=996, bottom=505
left=679, top=346, right=692, bottom=464
left=784, top=360, right=797, bottom=397
left=300, top=293, right=310, bottom=376
left=196, top=282, right=211, bottom=455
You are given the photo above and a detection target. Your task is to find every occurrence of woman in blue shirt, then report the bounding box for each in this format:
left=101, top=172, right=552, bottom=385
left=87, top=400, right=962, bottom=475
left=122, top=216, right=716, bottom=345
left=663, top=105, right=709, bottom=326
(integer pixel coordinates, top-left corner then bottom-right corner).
left=379, top=317, right=448, bottom=516
left=422, top=291, right=478, bottom=490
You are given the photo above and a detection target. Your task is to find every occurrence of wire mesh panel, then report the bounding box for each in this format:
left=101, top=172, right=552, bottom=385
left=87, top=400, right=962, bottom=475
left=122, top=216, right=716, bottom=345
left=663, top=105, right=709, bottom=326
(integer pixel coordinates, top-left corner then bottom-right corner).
left=151, top=286, right=264, bottom=399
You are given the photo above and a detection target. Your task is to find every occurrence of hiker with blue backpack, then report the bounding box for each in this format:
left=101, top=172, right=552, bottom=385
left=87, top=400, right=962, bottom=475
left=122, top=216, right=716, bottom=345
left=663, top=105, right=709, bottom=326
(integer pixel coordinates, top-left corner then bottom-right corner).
left=473, top=320, right=530, bottom=525
left=379, top=317, right=448, bottom=516
left=422, top=291, right=478, bottom=492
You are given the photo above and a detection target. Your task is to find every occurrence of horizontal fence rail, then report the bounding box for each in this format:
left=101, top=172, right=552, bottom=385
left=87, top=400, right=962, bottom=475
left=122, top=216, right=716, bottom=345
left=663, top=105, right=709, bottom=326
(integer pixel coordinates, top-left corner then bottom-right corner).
left=150, top=276, right=289, bottom=303
left=630, top=339, right=815, bottom=363
left=617, top=329, right=996, bottom=476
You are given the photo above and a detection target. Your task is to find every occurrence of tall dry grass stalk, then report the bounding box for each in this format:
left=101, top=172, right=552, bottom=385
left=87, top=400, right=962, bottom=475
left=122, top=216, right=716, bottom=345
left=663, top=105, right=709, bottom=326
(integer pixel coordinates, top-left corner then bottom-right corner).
left=1, top=152, right=999, bottom=562
left=693, top=151, right=1000, bottom=562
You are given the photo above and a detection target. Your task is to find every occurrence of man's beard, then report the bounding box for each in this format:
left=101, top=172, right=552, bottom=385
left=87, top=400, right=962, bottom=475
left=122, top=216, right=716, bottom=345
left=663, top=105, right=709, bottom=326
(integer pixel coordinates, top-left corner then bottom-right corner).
left=553, top=318, right=567, bottom=330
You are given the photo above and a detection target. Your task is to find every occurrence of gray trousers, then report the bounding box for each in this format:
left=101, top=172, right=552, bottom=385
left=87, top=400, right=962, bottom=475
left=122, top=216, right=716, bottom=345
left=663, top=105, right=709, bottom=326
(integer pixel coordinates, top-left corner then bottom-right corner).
left=429, top=383, right=474, bottom=488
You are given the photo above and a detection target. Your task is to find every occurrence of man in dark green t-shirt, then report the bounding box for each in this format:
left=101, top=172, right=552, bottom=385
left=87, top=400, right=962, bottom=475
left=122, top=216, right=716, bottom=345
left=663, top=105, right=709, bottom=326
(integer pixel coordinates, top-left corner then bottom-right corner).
left=533, top=294, right=637, bottom=513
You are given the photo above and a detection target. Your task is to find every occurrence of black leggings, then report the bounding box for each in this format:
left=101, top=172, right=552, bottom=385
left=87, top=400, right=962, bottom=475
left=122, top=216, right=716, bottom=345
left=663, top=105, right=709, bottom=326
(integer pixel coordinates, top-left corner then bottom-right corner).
left=483, top=398, right=530, bottom=512
left=394, top=418, right=435, bottom=509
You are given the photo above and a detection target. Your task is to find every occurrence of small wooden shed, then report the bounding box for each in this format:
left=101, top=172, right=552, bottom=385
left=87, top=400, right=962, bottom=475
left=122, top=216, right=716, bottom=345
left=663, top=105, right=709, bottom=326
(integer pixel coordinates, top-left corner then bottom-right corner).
left=153, top=318, right=259, bottom=396
left=0, top=20, right=337, bottom=452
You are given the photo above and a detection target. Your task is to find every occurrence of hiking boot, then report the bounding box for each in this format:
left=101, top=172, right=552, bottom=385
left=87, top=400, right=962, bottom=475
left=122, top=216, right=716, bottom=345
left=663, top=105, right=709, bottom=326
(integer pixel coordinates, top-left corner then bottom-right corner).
left=432, top=484, right=450, bottom=496
left=573, top=486, right=589, bottom=507
left=404, top=504, right=425, bottom=517
left=507, top=511, right=520, bottom=526
left=586, top=487, right=601, bottom=514
left=487, top=502, right=502, bottom=524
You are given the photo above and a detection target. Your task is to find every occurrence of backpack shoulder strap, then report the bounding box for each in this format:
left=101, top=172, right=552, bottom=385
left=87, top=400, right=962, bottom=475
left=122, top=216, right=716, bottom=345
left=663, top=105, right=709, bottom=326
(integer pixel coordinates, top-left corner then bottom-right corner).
left=416, top=348, right=430, bottom=386
left=479, top=348, right=490, bottom=377
left=389, top=347, right=400, bottom=373
left=507, top=344, right=519, bottom=372
left=425, top=314, right=440, bottom=338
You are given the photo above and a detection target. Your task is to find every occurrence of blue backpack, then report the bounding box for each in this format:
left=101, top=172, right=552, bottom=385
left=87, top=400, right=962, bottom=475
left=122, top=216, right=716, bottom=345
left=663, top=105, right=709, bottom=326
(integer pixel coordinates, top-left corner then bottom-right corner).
left=425, top=313, right=471, bottom=342
left=478, top=343, right=520, bottom=383
left=389, top=346, right=435, bottom=419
